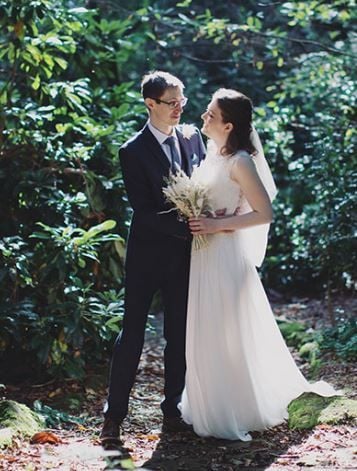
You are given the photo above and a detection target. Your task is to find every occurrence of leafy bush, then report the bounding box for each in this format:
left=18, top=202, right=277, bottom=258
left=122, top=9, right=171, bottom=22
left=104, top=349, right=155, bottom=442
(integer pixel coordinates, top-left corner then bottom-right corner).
left=0, top=0, right=355, bottom=379
left=278, top=317, right=357, bottom=365
left=261, top=52, right=356, bottom=297
left=0, top=265, right=125, bottom=380
left=0, top=0, right=145, bottom=379
left=318, top=319, right=357, bottom=360
left=277, top=320, right=315, bottom=349
left=33, top=400, right=85, bottom=427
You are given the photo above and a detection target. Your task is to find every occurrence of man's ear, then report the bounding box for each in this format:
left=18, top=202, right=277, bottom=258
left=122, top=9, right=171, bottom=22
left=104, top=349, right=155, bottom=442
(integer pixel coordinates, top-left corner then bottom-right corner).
left=144, top=97, right=155, bottom=111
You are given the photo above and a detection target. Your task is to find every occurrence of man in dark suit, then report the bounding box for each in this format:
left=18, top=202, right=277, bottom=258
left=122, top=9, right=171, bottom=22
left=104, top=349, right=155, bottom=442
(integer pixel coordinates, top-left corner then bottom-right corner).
left=100, top=71, right=205, bottom=443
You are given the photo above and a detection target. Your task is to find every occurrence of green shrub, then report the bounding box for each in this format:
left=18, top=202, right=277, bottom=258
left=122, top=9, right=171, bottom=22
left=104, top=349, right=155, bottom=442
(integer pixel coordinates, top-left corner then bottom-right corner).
left=318, top=319, right=357, bottom=360
left=0, top=0, right=355, bottom=379
left=0, top=0, right=144, bottom=379
left=277, top=319, right=315, bottom=349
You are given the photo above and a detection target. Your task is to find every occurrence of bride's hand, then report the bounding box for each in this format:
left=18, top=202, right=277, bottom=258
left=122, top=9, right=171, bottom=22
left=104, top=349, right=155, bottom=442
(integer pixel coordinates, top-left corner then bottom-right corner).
left=189, top=217, right=215, bottom=234
left=189, top=216, right=221, bottom=235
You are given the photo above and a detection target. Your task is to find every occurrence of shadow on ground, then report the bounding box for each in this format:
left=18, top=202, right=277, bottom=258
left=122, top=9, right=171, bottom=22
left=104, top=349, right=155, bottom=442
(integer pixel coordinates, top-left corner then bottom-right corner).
left=139, top=427, right=310, bottom=470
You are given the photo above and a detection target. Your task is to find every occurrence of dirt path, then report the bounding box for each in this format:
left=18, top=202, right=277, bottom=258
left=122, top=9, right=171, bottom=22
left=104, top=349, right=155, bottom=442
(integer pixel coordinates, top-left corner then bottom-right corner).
left=1, top=304, right=356, bottom=470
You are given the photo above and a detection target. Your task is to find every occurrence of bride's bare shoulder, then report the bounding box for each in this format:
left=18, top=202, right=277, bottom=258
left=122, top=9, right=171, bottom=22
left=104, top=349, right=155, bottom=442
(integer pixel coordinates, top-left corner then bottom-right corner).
left=231, top=151, right=255, bottom=169
left=234, top=150, right=251, bottom=160
left=229, top=151, right=258, bottom=183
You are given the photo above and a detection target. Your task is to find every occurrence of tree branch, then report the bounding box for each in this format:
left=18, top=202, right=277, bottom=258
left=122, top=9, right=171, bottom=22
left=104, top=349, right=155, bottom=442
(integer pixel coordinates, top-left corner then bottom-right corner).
left=237, top=28, right=357, bottom=59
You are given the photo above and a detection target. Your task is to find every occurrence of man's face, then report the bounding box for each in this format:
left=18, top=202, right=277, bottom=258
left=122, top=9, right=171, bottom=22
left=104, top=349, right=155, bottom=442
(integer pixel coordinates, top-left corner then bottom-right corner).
left=146, top=86, right=186, bottom=128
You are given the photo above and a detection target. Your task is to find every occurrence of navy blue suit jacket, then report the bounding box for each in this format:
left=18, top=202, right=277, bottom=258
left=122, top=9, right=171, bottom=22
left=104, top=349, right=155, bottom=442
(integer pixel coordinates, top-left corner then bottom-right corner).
left=119, top=124, right=206, bottom=243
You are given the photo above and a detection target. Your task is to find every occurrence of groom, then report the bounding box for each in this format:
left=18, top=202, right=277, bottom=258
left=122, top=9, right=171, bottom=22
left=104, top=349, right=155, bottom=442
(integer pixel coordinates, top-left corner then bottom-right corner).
left=100, top=71, right=205, bottom=443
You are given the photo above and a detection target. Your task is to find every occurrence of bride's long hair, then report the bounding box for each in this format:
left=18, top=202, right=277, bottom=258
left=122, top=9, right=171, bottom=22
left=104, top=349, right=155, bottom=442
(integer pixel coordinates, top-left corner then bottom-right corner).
left=213, top=88, right=256, bottom=156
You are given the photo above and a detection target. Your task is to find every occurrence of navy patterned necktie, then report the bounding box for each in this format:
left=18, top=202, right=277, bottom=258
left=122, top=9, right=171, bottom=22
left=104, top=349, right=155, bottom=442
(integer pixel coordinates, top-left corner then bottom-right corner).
left=164, top=136, right=181, bottom=173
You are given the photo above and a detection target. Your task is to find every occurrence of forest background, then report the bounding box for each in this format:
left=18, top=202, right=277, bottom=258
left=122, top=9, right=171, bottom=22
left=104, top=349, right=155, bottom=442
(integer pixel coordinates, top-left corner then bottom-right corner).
left=0, top=0, right=356, bottom=382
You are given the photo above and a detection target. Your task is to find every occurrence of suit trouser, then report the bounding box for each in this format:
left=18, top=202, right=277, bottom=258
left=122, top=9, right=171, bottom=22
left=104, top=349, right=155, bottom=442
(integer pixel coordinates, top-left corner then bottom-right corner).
left=105, top=237, right=191, bottom=422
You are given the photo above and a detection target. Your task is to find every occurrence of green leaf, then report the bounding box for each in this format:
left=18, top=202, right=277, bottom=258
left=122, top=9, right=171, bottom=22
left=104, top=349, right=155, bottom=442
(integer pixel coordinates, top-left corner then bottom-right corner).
left=26, top=44, right=42, bottom=63
left=68, top=8, right=89, bottom=14
left=78, top=258, right=86, bottom=268
left=177, top=0, right=192, bottom=7
left=53, top=57, right=68, bottom=69
left=86, top=220, right=117, bottom=237
left=32, top=75, right=41, bottom=90
left=43, top=53, right=55, bottom=68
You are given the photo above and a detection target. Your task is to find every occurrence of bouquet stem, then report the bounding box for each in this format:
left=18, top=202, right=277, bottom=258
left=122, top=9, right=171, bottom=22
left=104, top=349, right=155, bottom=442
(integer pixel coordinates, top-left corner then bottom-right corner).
left=192, top=234, right=208, bottom=251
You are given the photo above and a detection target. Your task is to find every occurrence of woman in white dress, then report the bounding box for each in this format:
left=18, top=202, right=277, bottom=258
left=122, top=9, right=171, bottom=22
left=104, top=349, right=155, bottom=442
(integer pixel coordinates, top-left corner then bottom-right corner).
left=179, top=88, right=338, bottom=441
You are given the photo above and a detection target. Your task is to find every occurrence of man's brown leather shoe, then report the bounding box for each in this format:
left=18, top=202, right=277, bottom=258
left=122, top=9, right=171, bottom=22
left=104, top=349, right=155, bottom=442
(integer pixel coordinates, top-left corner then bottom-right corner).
left=162, top=417, right=193, bottom=433
left=100, top=417, right=121, bottom=443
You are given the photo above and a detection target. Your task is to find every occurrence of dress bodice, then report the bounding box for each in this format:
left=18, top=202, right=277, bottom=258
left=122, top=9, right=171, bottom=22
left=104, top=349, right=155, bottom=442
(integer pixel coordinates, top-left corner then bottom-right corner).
left=191, top=149, right=242, bottom=215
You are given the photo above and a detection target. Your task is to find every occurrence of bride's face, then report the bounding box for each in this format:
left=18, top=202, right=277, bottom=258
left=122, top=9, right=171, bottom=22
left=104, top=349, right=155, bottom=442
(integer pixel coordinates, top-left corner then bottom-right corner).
left=201, top=99, right=231, bottom=142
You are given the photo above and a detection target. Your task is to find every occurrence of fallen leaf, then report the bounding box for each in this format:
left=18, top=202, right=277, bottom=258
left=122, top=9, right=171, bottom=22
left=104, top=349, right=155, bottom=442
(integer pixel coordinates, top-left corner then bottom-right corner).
left=30, top=431, right=61, bottom=445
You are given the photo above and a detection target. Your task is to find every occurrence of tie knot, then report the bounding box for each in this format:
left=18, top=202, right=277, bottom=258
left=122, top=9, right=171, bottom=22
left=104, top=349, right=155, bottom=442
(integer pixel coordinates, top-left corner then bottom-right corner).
left=165, top=136, right=176, bottom=147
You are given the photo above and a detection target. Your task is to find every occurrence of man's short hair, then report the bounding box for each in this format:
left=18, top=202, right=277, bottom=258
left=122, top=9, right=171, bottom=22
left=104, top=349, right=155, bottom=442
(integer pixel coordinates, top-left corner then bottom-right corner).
left=141, top=71, right=184, bottom=100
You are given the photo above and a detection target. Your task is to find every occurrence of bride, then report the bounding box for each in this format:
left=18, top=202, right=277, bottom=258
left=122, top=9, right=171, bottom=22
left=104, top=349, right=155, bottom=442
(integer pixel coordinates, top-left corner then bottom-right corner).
left=179, top=88, right=338, bottom=441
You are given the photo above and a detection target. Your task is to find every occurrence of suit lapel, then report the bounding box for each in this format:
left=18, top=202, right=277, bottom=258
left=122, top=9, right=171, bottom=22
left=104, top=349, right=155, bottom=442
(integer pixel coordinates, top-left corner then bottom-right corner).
left=141, top=124, right=193, bottom=176
left=142, top=125, right=170, bottom=172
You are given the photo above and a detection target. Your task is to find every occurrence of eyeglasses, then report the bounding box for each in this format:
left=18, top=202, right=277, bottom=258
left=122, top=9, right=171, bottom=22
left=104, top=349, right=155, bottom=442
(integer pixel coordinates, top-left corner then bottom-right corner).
left=153, top=97, right=188, bottom=109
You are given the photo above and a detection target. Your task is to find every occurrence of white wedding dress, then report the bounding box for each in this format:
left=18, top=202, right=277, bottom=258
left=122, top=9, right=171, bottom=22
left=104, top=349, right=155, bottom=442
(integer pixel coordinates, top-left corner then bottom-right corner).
left=180, top=146, right=338, bottom=441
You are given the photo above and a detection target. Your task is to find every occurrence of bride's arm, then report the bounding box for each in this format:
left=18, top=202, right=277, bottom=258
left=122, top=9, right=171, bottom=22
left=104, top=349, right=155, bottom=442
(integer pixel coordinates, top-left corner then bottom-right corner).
left=189, top=156, right=273, bottom=235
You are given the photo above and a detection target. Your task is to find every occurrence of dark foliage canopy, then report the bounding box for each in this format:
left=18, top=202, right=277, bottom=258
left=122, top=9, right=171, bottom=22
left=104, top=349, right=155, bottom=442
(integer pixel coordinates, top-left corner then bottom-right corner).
left=0, top=0, right=355, bottom=379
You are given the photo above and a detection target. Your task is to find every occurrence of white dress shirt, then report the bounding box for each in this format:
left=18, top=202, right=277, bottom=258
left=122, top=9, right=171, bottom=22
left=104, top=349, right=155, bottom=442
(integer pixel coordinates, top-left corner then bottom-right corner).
left=147, top=121, right=182, bottom=166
